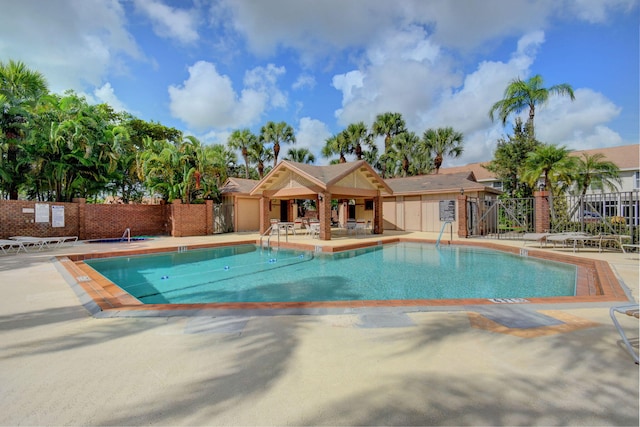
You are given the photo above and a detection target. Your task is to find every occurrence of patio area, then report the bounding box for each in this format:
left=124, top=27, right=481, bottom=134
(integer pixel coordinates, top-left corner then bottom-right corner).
left=0, top=232, right=637, bottom=426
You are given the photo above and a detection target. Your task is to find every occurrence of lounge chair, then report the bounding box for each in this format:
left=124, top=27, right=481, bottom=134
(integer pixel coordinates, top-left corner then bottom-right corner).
left=610, top=304, right=639, bottom=363
left=0, top=239, right=27, bottom=254
left=545, top=232, right=592, bottom=252
left=522, top=233, right=552, bottom=247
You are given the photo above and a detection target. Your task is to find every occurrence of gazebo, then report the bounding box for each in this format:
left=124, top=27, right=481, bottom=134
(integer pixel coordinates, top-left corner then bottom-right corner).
left=249, top=160, right=393, bottom=240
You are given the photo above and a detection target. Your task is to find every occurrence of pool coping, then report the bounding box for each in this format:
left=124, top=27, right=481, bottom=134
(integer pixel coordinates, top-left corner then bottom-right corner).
left=55, top=237, right=631, bottom=318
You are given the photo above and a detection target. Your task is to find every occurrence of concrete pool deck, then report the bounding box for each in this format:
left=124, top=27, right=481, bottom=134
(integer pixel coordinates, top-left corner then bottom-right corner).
left=0, top=231, right=638, bottom=425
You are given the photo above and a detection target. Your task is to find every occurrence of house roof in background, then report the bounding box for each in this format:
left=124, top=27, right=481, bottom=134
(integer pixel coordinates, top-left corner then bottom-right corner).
left=385, top=171, right=499, bottom=196
left=220, top=177, right=258, bottom=195
left=570, top=144, right=639, bottom=171
left=438, top=143, right=640, bottom=180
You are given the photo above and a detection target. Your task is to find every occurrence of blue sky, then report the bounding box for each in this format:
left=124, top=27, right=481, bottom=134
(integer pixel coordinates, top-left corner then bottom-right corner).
left=1, top=0, right=638, bottom=166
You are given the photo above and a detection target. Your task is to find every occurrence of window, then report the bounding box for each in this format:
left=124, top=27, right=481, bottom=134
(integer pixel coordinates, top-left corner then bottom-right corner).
left=365, top=200, right=373, bottom=210
left=491, top=181, right=503, bottom=191
left=635, top=171, right=640, bottom=189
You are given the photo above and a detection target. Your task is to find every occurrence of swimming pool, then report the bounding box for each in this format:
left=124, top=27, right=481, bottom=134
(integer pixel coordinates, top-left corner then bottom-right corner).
left=85, top=242, right=577, bottom=304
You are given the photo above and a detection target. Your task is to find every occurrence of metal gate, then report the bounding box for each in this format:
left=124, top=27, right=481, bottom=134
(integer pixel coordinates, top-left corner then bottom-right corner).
left=468, top=196, right=535, bottom=238
left=213, top=203, right=234, bottom=234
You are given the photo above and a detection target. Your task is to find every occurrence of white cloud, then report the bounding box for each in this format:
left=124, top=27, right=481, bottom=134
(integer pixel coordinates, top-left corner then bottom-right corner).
left=93, top=82, right=129, bottom=112
left=566, top=0, right=637, bottom=23
left=296, top=117, right=332, bottom=164
left=134, top=0, right=199, bottom=44
left=0, top=0, right=141, bottom=93
left=536, top=88, right=622, bottom=148
left=168, top=61, right=286, bottom=130
left=292, top=74, right=316, bottom=90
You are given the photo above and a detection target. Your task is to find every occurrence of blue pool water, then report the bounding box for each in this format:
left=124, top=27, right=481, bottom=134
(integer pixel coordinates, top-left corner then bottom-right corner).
left=85, top=243, right=577, bottom=304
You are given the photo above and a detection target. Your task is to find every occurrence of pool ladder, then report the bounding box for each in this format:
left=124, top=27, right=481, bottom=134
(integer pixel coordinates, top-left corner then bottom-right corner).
left=259, top=225, right=280, bottom=249
left=436, top=221, right=453, bottom=247
left=122, top=227, right=131, bottom=243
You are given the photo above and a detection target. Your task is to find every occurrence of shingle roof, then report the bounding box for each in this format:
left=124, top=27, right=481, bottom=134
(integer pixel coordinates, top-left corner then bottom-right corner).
left=385, top=172, right=495, bottom=195
left=220, top=177, right=258, bottom=195
left=438, top=143, right=640, bottom=179
left=570, top=144, right=639, bottom=171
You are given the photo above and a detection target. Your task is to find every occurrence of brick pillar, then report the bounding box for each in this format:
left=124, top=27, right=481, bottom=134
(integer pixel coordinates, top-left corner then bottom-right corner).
left=259, top=196, right=270, bottom=234
left=318, top=192, right=332, bottom=240
left=73, top=198, right=86, bottom=240
left=534, top=190, right=551, bottom=233
left=373, top=194, right=383, bottom=234
left=171, top=199, right=182, bottom=237
left=457, top=195, right=468, bottom=238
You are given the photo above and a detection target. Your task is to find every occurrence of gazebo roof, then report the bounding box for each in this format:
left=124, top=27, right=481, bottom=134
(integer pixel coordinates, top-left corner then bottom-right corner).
left=249, top=160, right=392, bottom=198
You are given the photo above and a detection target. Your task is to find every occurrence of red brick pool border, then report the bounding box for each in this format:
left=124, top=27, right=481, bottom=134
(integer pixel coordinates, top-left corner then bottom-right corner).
left=58, top=237, right=630, bottom=315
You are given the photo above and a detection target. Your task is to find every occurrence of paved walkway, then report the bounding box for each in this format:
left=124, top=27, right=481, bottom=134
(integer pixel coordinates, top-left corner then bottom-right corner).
left=0, top=232, right=638, bottom=426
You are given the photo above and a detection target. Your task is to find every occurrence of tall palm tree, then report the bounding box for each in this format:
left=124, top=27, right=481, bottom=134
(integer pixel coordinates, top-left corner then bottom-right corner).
left=489, top=74, right=575, bottom=134
left=248, top=137, right=273, bottom=179
left=521, top=144, right=576, bottom=193
left=322, top=133, right=350, bottom=163
left=260, top=121, right=295, bottom=168
left=285, top=147, right=315, bottom=164
left=0, top=60, right=48, bottom=199
left=344, top=122, right=374, bottom=160
left=371, top=112, right=406, bottom=154
left=388, top=131, right=423, bottom=177
left=227, top=128, right=257, bottom=179
left=422, top=127, right=464, bottom=174
left=572, top=152, right=620, bottom=196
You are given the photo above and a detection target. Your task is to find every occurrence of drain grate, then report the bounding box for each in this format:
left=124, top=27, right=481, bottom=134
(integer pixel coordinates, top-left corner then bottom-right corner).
left=489, top=298, right=530, bottom=304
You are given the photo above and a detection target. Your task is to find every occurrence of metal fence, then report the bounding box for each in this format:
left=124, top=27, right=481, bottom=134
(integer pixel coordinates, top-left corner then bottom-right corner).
left=213, top=203, right=234, bottom=234
left=550, top=191, right=639, bottom=239
left=468, top=190, right=639, bottom=243
left=468, top=196, right=535, bottom=239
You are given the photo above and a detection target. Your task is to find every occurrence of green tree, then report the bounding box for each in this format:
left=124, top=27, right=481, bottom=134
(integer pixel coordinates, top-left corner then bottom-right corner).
left=260, top=121, right=295, bottom=168
left=322, top=132, right=350, bottom=164
left=0, top=60, right=48, bottom=199
left=387, top=131, right=424, bottom=177
left=372, top=112, right=406, bottom=154
left=489, top=74, right=575, bottom=134
left=422, top=127, right=464, bottom=174
left=228, top=128, right=257, bottom=179
left=521, top=144, right=576, bottom=193
left=285, top=147, right=315, bottom=164
left=572, top=152, right=620, bottom=196
left=484, top=118, right=541, bottom=197
left=248, top=137, right=273, bottom=179
left=344, top=122, right=374, bottom=160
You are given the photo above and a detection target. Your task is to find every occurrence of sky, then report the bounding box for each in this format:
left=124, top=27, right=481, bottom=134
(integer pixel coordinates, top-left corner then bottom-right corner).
left=1, top=0, right=638, bottom=167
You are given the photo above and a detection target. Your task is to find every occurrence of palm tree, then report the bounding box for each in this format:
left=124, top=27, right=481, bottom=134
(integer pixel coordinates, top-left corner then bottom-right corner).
left=285, top=147, right=315, bottom=164
left=0, top=60, right=48, bottom=199
left=388, top=131, right=423, bottom=177
left=248, top=137, right=273, bottom=179
left=227, top=128, right=257, bottom=179
left=260, top=121, right=295, bottom=168
left=322, top=133, right=350, bottom=163
left=572, top=152, right=620, bottom=196
left=344, top=122, right=374, bottom=160
left=371, top=112, right=406, bottom=154
left=521, top=144, right=576, bottom=193
left=489, top=74, right=575, bottom=134
left=422, top=127, right=464, bottom=174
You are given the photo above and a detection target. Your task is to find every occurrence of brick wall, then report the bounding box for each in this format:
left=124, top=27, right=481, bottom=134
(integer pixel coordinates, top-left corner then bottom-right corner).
left=0, top=200, right=79, bottom=239
left=169, top=200, right=213, bottom=237
left=0, top=199, right=216, bottom=240
left=83, top=203, right=168, bottom=239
